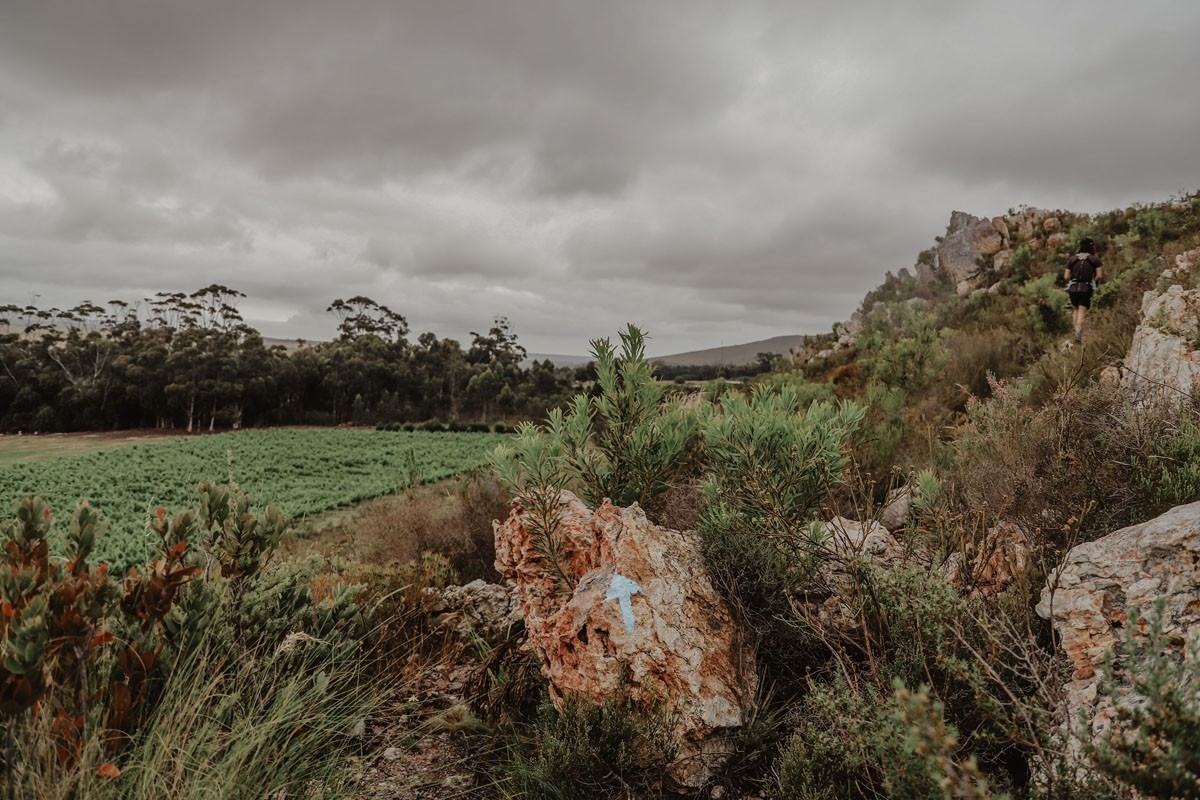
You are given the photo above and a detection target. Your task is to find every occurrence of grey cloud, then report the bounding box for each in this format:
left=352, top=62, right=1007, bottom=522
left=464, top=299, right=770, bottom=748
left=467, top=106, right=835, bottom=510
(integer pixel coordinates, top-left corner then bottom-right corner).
left=1, top=1, right=751, bottom=195
left=862, top=7, right=1200, bottom=203
left=566, top=191, right=931, bottom=303
left=362, top=232, right=540, bottom=281
left=13, top=140, right=251, bottom=249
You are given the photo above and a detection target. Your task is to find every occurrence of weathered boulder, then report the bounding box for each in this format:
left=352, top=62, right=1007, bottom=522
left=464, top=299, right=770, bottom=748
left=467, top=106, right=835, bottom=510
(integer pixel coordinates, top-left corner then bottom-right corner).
left=1046, top=231, right=1071, bottom=252
left=803, top=517, right=908, bottom=630
left=494, top=492, right=757, bottom=790
left=823, top=515, right=903, bottom=562
left=937, top=211, right=1006, bottom=295
left=435, top=579, right=522, bottom=641
left=942, top=521, right=1030, bottom=596
left=1005, top=207, right=1051, bottom=241
left=1122, top=247, right=1200, bottom=405
left=877, top=487, right=912, bottom=532
left=1035, top=501, right=1200, bottom=759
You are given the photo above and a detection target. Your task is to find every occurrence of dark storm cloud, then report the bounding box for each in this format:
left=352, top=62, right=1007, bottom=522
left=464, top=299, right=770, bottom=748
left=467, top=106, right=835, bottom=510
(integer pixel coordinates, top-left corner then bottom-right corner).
left=1, top=1, right=1199, bottom=355
left=856, top=4, right=1200, bottom=202
left=0, top=0, right=745, bottom=193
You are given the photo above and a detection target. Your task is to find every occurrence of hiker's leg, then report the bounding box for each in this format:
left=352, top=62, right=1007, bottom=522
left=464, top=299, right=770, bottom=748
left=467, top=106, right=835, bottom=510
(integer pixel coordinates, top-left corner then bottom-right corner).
left=1077, top=306, right=1088, bottom=333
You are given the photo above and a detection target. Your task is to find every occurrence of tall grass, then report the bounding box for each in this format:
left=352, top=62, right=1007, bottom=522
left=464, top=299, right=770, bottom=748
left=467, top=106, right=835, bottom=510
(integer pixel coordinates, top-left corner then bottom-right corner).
left=10, top=632, right=383, bottom=800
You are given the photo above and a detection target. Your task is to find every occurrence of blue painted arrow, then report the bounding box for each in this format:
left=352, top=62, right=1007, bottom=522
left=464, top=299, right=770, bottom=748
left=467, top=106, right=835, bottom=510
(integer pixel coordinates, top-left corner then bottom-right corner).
left=604, top=572, right=643, bottom=633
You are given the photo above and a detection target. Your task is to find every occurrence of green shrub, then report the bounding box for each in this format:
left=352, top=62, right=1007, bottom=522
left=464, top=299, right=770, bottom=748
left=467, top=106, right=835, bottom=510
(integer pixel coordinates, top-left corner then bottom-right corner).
left=23, top=632, right=379, bottom=800
left=777, top=677, right=1005, bottom=800
left=492, top=324, right=701, bottom=524
left=752, top=368, right=837, bottom=407
left=1009, top=243, right=1034, bottom=281
left=946, top=376, right=1161, bottom=552
left=857, top=307, right=950, bottom=392
left=507, top=692, right=678, bottom=800
left=699, top=386, right=863, bottom=685
left=1132, top=413, right=1200, bottom=509
left=1088, top=601, right=1200, bottom=798
left=0, top=485, right=386, bottom=798
left=847, top=381, right=909, bottom=482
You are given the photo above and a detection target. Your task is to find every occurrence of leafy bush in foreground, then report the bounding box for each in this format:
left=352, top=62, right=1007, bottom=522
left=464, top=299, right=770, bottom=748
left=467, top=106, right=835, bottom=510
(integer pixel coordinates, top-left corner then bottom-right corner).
left=0, top=483, right=380, bottom=799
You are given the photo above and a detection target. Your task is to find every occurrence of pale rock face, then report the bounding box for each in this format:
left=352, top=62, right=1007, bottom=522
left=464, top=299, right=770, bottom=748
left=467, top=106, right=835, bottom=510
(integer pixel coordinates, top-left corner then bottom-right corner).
left=1036, top=501, right=1200, bottom=763
left=991, top=216, right=1009, bottom=240
left=993, top=248, right=1012, bottom=274
left=494, top=492, right=757, bottom=790
left=1005, top=207, right=1049, bottom=241
left=436, top=579, right=522, bottom=641
left=877, top=487, right=912, bottom=532
left=1042, top=216, right=1061, bottom=233
left=1122, top=247, right=1200, bottom=404
left=823, top=515, right=903, bottom=561
left=802, top=516, right=906, bottom=632
left=939, top=211, right=1005, bottom=295
left=1046, top=232, right=1070, bottom=251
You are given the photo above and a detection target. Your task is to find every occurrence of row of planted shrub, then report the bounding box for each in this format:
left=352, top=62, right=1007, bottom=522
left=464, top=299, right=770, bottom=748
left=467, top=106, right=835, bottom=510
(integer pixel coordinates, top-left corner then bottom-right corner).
left=376, top=419, right=517, bottom=433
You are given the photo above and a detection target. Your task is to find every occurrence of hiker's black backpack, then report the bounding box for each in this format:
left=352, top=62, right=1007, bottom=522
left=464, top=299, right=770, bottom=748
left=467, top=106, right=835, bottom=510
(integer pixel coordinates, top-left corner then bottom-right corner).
left=1067, top=253, right=1097, bottom=292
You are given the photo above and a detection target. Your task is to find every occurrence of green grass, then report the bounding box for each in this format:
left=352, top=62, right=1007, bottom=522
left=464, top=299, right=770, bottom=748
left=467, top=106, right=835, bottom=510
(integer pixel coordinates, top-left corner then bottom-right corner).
left=0, top=428, right=510, bottom=571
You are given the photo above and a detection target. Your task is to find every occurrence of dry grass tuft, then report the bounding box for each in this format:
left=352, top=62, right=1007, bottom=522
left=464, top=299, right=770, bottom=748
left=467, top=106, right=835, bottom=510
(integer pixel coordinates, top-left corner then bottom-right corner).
left=285, top=469, right=511, bottom=582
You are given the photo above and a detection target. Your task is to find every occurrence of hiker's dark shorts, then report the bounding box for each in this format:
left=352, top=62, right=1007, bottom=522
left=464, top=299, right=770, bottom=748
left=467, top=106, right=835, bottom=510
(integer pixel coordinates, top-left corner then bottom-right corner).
left=1068, top=290, right=1092, bottom=309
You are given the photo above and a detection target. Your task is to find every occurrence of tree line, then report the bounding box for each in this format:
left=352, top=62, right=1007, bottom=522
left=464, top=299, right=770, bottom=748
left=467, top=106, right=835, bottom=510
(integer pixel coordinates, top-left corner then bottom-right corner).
left=0, top=286, right=579, bottom=433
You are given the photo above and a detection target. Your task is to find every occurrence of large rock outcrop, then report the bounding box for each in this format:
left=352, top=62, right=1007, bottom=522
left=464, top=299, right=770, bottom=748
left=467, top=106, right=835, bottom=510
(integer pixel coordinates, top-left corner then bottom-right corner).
left=936, top=211, right=1007, bottom=295
left=1035, top=501, right=1200, bottom=757
left=494, top=491, right=757, bottom=790
left=1122, top=247, right=1200, bottom=404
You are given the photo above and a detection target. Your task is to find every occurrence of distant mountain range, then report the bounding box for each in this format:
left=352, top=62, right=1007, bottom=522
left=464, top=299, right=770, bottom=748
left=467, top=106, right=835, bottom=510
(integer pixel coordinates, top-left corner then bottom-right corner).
left=528, top=334, right=812, bottom=368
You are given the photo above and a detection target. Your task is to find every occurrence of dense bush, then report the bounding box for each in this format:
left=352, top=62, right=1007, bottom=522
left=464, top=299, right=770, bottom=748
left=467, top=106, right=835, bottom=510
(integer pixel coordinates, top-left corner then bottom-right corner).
left=506, top=693, right=679, bottom=800
left=0, top=483, right=384, bottom=798
left=1089, top=601, right=1200, bottom=798
left=699, top=386, right=863, bottom=634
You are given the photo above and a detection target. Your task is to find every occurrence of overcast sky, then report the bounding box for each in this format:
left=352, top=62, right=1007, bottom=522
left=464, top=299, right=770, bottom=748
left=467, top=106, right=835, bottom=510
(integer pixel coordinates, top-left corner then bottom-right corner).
left=2, top=1, right=1198, bottom=356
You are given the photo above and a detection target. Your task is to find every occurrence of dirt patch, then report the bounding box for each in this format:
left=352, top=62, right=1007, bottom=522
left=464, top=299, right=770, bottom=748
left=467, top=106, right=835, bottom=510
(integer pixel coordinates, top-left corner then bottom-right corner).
left=360, top=695, right=505, bottom=800
left=0, top=429, right=188, bottom=464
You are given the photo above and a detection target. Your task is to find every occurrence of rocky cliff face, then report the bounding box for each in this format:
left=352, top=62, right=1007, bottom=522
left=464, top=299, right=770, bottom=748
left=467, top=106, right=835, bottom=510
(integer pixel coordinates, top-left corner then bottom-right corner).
left=936, top=211, right=1007, bottom=296
left=1036, top=501, right=1200, bottom=760
left=494, top=491, right=758, bottom=790
left=1121, top=246, right=1200, bottom=404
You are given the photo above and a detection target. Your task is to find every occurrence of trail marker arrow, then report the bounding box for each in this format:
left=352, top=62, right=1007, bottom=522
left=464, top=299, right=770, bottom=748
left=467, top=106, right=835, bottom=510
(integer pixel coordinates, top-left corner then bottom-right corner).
left=605, top=572, right=642, bottom=633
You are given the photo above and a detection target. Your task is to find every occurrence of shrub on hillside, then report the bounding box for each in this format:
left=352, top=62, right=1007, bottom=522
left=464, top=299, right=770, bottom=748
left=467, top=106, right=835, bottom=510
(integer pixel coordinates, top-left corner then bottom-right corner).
left=699, top=386, right=863, bottom=632
left=948, top=374, right=1200, bottom=559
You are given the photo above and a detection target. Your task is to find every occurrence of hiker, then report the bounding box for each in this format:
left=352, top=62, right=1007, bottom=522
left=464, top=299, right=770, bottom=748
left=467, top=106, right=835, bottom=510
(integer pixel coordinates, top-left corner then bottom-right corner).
left=1063, top=237, right=1104, bottom=340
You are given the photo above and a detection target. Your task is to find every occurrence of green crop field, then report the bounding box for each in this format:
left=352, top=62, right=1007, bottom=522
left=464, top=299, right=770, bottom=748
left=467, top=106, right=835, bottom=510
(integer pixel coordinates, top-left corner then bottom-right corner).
left=0, top=428, right=509, bottom=571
